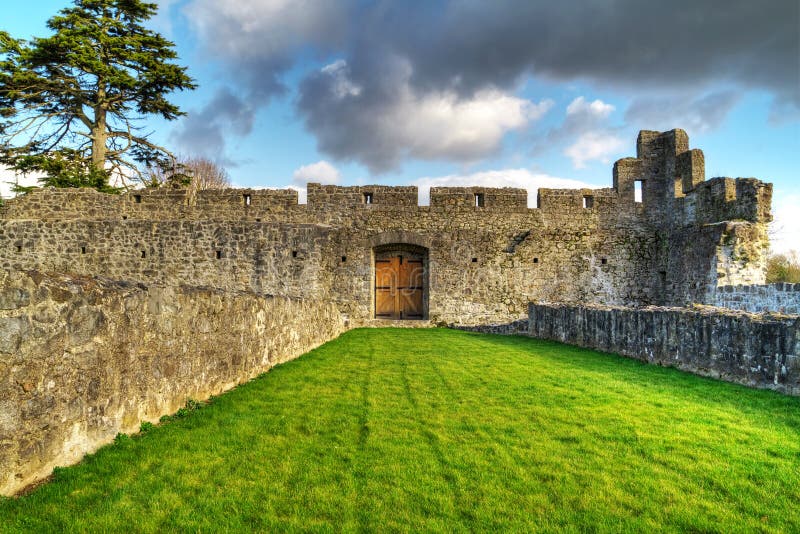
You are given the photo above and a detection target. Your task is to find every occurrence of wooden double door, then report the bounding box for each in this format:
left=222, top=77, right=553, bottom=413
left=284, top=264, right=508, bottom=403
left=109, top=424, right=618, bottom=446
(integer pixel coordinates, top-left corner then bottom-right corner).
left=375, top=254, right=425, bottom=319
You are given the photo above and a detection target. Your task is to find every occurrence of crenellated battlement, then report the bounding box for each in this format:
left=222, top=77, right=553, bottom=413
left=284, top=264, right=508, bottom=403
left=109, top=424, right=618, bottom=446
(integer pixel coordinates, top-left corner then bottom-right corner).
left=611, top=128, right=771, bottom=227
left=0, top=182, right=636, bottom=221
left=0, top=186, right=304, bottom=221
left=0, top=129, right=771, bottom=228
left=307, top=183, right=419, bottom=209
left=429, top=187, right=528, bottom=211
left=676, top=177, right=773, bottom=226
left=537, top=187, right=618, bottom=212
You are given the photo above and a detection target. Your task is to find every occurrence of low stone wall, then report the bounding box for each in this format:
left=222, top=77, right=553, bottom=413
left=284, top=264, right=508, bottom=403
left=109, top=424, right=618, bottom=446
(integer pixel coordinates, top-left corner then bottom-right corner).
left=528, top=303, right=799, bottom=396
left=0, top=271, right=346, bottom=496
left=710, top=283, right=800, bottom=314
left=449, top=318, right=529, bottom=335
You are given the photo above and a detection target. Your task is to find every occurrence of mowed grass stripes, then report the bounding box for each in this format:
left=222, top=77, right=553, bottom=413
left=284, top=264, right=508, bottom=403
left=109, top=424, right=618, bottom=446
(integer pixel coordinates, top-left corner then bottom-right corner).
left=1, top=328, right=798, bottom=532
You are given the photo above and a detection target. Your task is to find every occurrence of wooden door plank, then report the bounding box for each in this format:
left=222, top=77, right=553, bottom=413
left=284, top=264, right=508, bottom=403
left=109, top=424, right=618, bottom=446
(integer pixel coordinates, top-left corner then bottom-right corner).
left=401, top=260, right=424, bottom=289
left=375, top=288, right=395, bottom=317
left=375, top=259, right=394, bottom=288
left=400, top=288, right=424, bottom=317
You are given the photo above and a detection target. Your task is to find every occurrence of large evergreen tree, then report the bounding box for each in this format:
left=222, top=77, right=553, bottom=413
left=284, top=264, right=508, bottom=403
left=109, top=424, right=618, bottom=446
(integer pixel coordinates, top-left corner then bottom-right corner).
left=0, top=0, right=195, bottom=191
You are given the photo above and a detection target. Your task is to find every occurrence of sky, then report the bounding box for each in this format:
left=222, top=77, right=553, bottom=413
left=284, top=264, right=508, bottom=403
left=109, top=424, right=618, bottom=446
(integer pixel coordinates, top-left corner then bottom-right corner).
left=2, top=0, right=799, bottom=252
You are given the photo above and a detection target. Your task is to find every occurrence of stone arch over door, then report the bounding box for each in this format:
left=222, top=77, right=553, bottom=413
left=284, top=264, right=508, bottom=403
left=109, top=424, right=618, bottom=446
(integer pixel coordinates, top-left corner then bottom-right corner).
left=368, top=231, right=433, bottom=251
left=372, top=242, right=429, bottom=320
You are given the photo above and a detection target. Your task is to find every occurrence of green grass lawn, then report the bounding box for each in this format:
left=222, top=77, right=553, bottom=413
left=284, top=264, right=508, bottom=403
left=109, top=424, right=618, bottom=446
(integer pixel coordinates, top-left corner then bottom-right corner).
left=2, top=328, right=799, bottom=533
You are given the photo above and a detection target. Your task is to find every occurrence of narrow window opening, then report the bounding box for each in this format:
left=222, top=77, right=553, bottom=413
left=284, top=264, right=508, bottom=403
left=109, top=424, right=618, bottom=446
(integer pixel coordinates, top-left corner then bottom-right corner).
left=16, top=245, right=22, bottom=253
left=582, top=195, right=594, bottom=209
left=363, top=192, right=373, bottom=204
left=634, top=181, right=643, bottom=203
left=471, top=257, right=478, bottom=263
left=244, top=194, right=251, bottom=206
left=341, top=256, right=347, bottom=263
left=533, top=257, right=539, bottom=264
left=292, top=250, right=298, bottom=258
left=122, top=215, right=128, bottom=220
left=255, top=218, right=261, bottom=222
left=141, top=250, right=146, bottom=258
left=134, top=194, right=142, bottom=204
left=601, top=258, right=607, bottom=265
left=81, top=246, right=86, bottom=255
left=216, top=250, right=222, bottom=260
left=475, top=193, right=485, bottom=207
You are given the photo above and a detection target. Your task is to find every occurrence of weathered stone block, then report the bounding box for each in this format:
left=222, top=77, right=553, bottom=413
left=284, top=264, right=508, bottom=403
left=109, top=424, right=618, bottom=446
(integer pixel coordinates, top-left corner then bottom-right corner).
left=0, top=316, right=29, bottom=353
left=0, top=288, right=30, bottom=310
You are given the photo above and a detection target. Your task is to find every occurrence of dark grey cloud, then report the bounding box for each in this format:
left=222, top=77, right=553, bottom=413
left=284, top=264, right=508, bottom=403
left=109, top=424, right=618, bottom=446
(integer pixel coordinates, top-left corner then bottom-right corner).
left=179, top=0, right=799, bottom=169
left=388, top=1, right=798, bottom=104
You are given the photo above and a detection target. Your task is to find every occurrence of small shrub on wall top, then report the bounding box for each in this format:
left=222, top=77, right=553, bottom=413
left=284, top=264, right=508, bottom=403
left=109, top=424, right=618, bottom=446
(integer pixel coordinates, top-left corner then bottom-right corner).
left=767, top=251, right=800, bottom=283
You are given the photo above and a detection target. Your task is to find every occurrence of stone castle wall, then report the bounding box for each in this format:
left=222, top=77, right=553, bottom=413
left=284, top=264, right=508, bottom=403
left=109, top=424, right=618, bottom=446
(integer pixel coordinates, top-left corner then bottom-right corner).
left=528, top=303, right=799, bottom=396
left=710, top=283, right=800, bottom=315
left=0, top=130, right=774, bottom=324
left=614, top=130, right=772, bottom=306
left=0, top=270, right=346, bottom=496
left=0, top=185, right=659, bottom=325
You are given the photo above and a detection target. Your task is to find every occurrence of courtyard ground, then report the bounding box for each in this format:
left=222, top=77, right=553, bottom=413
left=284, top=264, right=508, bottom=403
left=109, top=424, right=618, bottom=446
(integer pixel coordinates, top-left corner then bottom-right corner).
left=1, top=328, right=798, bottom=532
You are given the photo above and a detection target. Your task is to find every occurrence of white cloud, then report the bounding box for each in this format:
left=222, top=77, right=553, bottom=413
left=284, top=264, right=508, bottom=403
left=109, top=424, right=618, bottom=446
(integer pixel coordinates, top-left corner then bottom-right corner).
left=399, top=89, right=552, bottom=161
left=289, top=160, right=342, bottom=203
left=770, top=191, right=800, bottom=254
left=0, top=167, right=41, bottom=200
left=564, top=131, right=626, bottom=169
left=566, top=96, right=615, bottom=118
left=540, top=96, right=626, bottom=170
left=292, top=160, right=341, bottom=186
left=307, top=59, right=554, bottom=168
left=413, top=168, right=597, bottom=208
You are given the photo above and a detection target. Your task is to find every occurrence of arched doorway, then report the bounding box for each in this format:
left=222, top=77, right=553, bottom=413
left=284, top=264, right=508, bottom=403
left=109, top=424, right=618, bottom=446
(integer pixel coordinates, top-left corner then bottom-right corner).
left=373, top=244, right=429, bottom=320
